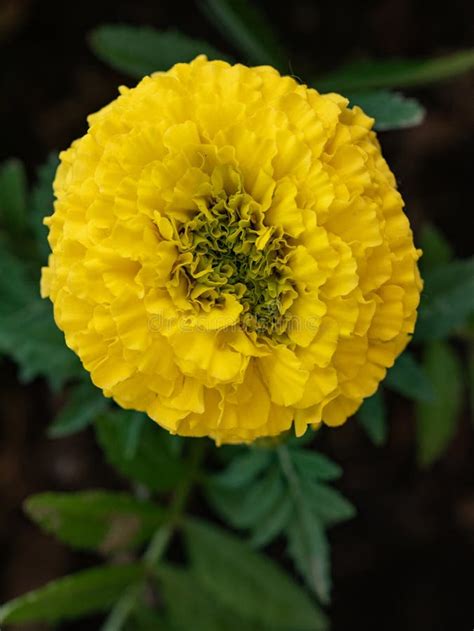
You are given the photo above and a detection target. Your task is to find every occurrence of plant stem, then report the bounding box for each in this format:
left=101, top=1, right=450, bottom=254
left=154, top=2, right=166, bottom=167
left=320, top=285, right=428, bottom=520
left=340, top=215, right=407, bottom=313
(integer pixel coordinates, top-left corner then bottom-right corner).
left=101, top=438, right=207, bottom=631
left=145, top=437, right=206, bottom=566
left=277, top=445, right=305, bottom=505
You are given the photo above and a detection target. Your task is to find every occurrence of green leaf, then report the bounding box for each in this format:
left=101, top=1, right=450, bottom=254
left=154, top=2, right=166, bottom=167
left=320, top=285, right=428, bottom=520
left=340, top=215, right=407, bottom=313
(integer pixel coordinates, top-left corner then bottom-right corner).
left=357, top=390, right=388, bottom=446
left=287, top=511, right=331, bottom=606
left=0, top=249, right=82, bottom=389
left=0, top=564, right=144, bottom=624
left=0, top=247, right=37, bottom=315
left=124, top=411, right=146, bottom=460
left=277, top=446, right=353, bottom=603
left=0, top=158, right=28, bottom=233
left=415, top=258, right=474, bottom=342
left=416, top=342, right=463, bottom=467
left=95, top=410, right=184, bottom=492
left=303, top=479, right=356, bottom=527
left=385, top=351, right=435, bottom=403
left=348, top=90, right=425, bottom=130
left=249, top=494, right=292, bottom=549
left=30, top=153, right=59, bottom=262
left=157, top=565, right=265, bottom=631
left=290, top=450, right=343, bottom=481
left=316, top=49, right=474, bottom=92
left=48, top=379, right=109, bottom=437
left=24, top=491, right=163, bottom=554
left=419, top=223, right=454, bottom=272
left=184, top=519, right=328, bottom=630
left=90, top=25, right=228, bottom=78
left=0, top=298, right=81, bottom=389
left=199, top=0, right=286, bottom=68
left=208, top=448, right=272, bottom=488
left=206, top=467, right=284, bottom=529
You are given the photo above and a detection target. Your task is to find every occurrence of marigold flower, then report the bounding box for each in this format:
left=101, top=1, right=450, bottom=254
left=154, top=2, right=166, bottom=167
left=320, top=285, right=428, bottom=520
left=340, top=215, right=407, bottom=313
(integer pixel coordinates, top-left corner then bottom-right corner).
left=41, top=56, right=422, bottom=444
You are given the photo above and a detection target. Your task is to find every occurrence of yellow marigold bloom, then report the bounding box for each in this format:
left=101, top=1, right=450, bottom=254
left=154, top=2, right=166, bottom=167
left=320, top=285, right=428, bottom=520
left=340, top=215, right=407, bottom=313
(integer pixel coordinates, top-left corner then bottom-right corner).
left=41, top=56, right=422, bottom=444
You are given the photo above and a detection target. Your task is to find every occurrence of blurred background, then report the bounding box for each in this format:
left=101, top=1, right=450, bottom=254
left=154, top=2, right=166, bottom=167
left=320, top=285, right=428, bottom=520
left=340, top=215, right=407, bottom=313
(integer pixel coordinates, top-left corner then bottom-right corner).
left=0, top=0, right=473, bottom=629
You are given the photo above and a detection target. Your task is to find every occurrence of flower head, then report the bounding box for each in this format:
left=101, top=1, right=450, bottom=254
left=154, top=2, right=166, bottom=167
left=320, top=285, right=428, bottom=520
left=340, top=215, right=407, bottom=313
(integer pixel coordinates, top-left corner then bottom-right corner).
left=41, top=56, right=422, bottom=444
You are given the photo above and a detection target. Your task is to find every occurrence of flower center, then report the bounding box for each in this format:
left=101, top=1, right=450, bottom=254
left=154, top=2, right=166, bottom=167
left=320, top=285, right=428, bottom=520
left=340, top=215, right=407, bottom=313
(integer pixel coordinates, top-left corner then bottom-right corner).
left=174, top=190, right=297, bottom=336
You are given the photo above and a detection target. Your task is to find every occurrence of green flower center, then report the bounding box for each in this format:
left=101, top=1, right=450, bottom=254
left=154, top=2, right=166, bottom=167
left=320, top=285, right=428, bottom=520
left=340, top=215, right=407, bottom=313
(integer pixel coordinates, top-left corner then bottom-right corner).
left=175, top=191, right=297, bottom=335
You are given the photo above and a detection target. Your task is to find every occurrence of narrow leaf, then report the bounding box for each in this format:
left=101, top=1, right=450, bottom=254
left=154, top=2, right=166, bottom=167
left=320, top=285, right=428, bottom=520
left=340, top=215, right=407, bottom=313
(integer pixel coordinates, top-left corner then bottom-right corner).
left=316, top=49, right=474, bottom=92
left=0, top=249, right=82, bottom=389
left=206, top=468, right=284, bottom=529
left=0, top=298, right=82, bottom=390
left=349, top=90, right=425, bottom=130
left=0, top=564, right=144, bottom=624
left=95, top=411, right=184, bottom=492
left=199, top=0, right=286, bottom=68
left=416, top=342, right=463, bottom=466
left=303, top=480, right=356, bottom=527
left=48, top=379, right=109, bottom=437
left=385, top=351, right=435, bottom=403
left=290, top=450, right=343, bottom=481
left=30, top=153, right=59, bottom=262
left=0, top=158, right=28, bottom=233
left=184, top=519, right=328, bottom=630
left=209, top=448, right=272, bottom=488
left=24, top=491, right=163, bottom=554
left=287, top=511, right=331, bottom=605
left=357, top=390, right=388, bottom=446
left=419, top=223, right=454, bottom=272
left=250, top=495, right=292, bottom=548
left=90, top=25, right=228, bottom=78
left=157, top=565, right=261, bottom=631
left=415, top=258, right=474, bottom=342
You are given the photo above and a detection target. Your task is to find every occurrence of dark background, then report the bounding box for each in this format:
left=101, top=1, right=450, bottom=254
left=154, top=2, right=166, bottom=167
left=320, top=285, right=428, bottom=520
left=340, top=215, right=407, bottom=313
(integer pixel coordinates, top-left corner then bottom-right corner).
left=0, top=0, right=473, bottom=629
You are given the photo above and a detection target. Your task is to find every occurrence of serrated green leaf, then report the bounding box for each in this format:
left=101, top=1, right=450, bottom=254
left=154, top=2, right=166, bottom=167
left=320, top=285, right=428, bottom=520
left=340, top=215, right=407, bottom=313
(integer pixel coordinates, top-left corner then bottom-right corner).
left=250, top=494, right=292, bottom=548
left=184, top=519, right=328, bottom=630
left=348, top=90, right=425, bottom=130
left=30, top=153, right=59, bottom=262
left=385, top=351, right=435, bottom=403
left=0, top=158, right=28, bottom=233
left=277, top=446, right=353, bottom=603
left=0, top=564, right=144, bottom=624
left=0, top=248, right=82, bottom=389
left=316, top=49, right=474, bottom=92
left=357, top=390, right=388, bottom=446
left=124, top=411, right=146, bottom=460
left=304, top=479, right=356, bottom=527
left=48, top=379, right=109, bottom=437
left=95, top=411, right=184, bottom=492
left=199, top=0, right=286, bottom=68
left=206, top=467, right=284, bottom=529
left=287, top=510, right=331, bottom=605
left=415, top=258, right=474, bottom=342
left=157, top=565, right=265, bottom=631
left=90, top=25, right=228, bottom=78
left=209, top=448, right=272, bottom=488
left=0, top=247, right=37, bottom=315
left=419, top=223, right=454, bottom=272
left=0, top=298, right=82, bottom=389
left=416, top=342, right=463, bottom=467
left=24, top=491, right=163, bottom=554
left=290, top=450, right=343, bottom=481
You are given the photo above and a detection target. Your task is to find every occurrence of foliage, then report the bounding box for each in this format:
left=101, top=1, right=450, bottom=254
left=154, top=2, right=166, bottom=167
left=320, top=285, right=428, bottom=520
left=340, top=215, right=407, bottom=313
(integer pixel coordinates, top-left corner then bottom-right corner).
left=0, top=2, right=473, bottom=629
left=205, top=444, right=354, bottom=604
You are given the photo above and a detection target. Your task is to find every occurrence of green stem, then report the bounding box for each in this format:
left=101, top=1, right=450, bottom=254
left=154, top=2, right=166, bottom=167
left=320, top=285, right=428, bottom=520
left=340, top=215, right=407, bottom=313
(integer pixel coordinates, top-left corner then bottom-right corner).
left=101, top=439, right=207, bottom=631
left=277, top=445, right=305, bottom=506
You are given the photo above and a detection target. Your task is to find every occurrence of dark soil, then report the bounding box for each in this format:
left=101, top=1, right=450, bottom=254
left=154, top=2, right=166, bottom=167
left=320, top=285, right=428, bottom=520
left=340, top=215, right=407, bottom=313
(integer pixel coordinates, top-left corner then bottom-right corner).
left=1, top=1, right=473, bottom=629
